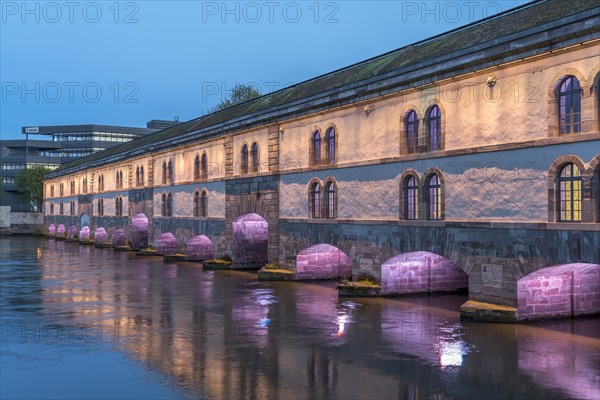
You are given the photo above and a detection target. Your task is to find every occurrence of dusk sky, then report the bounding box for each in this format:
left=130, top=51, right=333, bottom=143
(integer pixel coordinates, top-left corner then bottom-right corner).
left=1, top=1, right=529, bottom=140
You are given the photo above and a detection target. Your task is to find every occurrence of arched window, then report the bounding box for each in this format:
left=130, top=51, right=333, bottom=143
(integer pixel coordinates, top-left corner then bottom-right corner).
left=194, top=155, right=201, bottom=180
left=426, top=174, right=442, bottom=220
left=558, top=163, right=582, bottom=222
left=59, top=183, right=64, bottom=196
left=405, top=110, right=418, bottom=154
left=70, top=201, right=75, bottom=216
left=162, top=162, right=167, bottom=184
left=97, top=199, right=103, bottom=216
left=241, top=144, right=249, bottom=174
left=200, top=190, right=208, bottom=217
left=201, top=153, right=207, bottom=181
left=251, top=142, right=259, bottom=173
left=310, top=181, right=321, bottom=218
left=115, top=197, right=123, bottom=216
left=193, top=191, right=200, bottom=217
left=311, top=130, right=321, bottom=166
left=139, top=166, right=144, bottom=186
left=404, top=175, right=419, bottom=220
left=83, top=178, right=88, bottom=193
left=166, top=193, right=173, bottom=217
left=136, top=167, right=140, bottom=186
left=427, top=105, right=441, bottom=151
left=324, top=180, right=336, bottom=219
left=167, top=161, right=173, bottom=184
left=71, top=180, right=75, bottom=195
left=161, top=193, right=167, bottom=216
left=50, top=185, right=54, bottom=197
left=558, top=76, right=582, bottom=134
left=325, top=127, right=336, bottom=164
left=59, top=201, right=63, bottom=215
left=50, top=203, right=54, bottom=215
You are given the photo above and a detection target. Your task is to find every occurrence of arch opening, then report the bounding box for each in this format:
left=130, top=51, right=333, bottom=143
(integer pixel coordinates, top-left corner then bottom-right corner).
left=296, top=243, right=352, bottom=280
left=131, top=213, right=149, bottom=250
left=186, top=235, right=215, bottom=261
left=517, top=263, right=599, bottom=321
left=156, top=232, right=177, bottom=256
left=232, top=213, right=268, bottom=268
left=79, top=213, right=90, bottom=229
left=79, top=226, right=90, bottom=240
left=48, top=224, right=56, bottom=236
left=380, top=251, right=468, bottom=295
left=56, top=224, right=65, bottom=236
left=93, top=227, right=108, bottom=243
left=111, top=228, right=126, bottom=247
left=67, top=225, right=78, bottom=239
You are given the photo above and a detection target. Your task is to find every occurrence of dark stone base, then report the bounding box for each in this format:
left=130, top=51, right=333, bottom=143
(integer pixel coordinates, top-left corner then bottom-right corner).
left=337, top=283, right=382, bottom=297
left=258, top=269, right=297, bottom=281
left=94, top=242, right=112, bottom=248
left=202, top=261, right=234, bottom=270
left=460, top=300, right=518, bottom=323
left=79, top=240, right=94, bottom=246
left=55, top=236, right=67, bottom=241
left=114, top=246, right=133, bottom=252
left=136, top=249, right=160, bottom=257
left=164, top=254, right=187, bottom=262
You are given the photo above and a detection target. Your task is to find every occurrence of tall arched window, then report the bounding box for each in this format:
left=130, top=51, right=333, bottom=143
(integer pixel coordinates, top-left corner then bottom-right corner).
left=404, top=175, right=419, bottom=220
left=426, top=174, right=442, bottom=220
left=405, top=110, right=419, bottom=154
left=201, top=153, right=207, bottom=181
left=70, top=201, right=75, bottom=216
left=324, top=180, right=336, bottom=219
left=166, top=193, right=173, bottom=216
left=167, top=161, right=173, bottom=184
left=161, top=193, right=167, bottom=216
left=71, top=180, right=75, bottom=195
left=325, top=127, right=336, bottom=164
left=193, top=191, right=200, bottom=217
left=558, top=76, right=582, bottom=134
left=310, top=181, right=321, bottom=218
left=427, top=105, right=441, bottom=151
left=200, top=190, right=208, bottom=217
left=119, top=171, right=123, bottom=188
left=194, top=155, right=201, bottom=180
left=558, top=163, right=582, bottom=222
left=50, top=203, right=54, bottom=215
left=115, top=197, right=123, bottom=216
left=50, top=185, right=54, bottom=197
left=59, top=201, right=63, bottom=215
left=98, top=199, right=103, bottom=216
left=241, top=144, right=249, bottom=174
left=83, top=178, right=88, bottom=193
left=311, top=130, right=321, bottom=166
left=251, top=142, right=259, bottom=173
left=139, top=166, right=144, bottom=186
left=162, top=162, right=167, bottom=184
left=59, top=183, right=64, bottom=196
left=136, top=167, right=140, bottom=186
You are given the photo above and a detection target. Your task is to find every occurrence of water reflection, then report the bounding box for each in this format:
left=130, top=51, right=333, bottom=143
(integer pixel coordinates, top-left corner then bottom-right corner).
left=1, top=237, right=599, bottom=400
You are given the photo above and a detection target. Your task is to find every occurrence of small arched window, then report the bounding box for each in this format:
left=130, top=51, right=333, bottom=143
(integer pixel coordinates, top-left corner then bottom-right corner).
left=241, top=144, right=249, bottom=174
left=311, top=130, right=321, bottom=166
left=50, top=203, right=54, bottom=215
left=194, top=155, right=201, bottom=180
left=201, top=153, right=208, bottom=181
left=310, top=181, right=321, bottom=218
left=161, top=193, right=167, bottom=216
left=426, top=174, right=442, bottom=220
left=71, top=180, right=75, bottom=195
left=324, top=180, right=336, bottom=219
left=405, top=110, right=419, bottom=154
left=193, top=191, right=200, bottom=217
left=558, top=76, right=582, bottom=134
left=166, top=193, right=173, bottom=216
left=70, top=201, right=75, bottom=216
left=427, top=106, right=441, bottom=151
left=136, top=167, right=140, bottom=186
left=139, top=166, right=144, bottom=186
left=50, top=185, right=54, bottom=197
left=200, top=190, right=208, bottom=217
left=404, top=175, right=419, bottom=220
left=59, top=201, right=63, bottom=215
left=167, top=161, right=173, bottom=184
left=251, top=142, right=259, bottom=173
left=325, top=127, right=336, bottom=164
left=558, top=163, right=582, bottom=222
left=162, top=162, right=167, bottom=184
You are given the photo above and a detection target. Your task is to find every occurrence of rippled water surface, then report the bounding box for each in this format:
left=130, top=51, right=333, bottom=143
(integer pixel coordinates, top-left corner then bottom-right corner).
left=1, top=237, right=599, bottom=399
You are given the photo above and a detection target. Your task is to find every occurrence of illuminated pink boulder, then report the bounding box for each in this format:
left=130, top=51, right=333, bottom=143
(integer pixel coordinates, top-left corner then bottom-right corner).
left=380, top=251, right=468, bottom=295
left=57, top=224, right=65, bottom=236
left=79, top=226, right=90, bottom=240
left=156, top=232, right=178, bottom=255
left=111, top=228, right=127, bottom=247
left=68, top=225, right=78, bottom=238
left=131, top=213, right=149, bottom=250
left=48, top=224, right=56, bottom=235
left=94, top=227, right=108, bottom=242
left=295, top=244, right=352, bottom=280
left=186, top=235, right=214, bottom=261
left=517, top=263, right=600, bottom=321
left=232, top=213, right=268, bottom=267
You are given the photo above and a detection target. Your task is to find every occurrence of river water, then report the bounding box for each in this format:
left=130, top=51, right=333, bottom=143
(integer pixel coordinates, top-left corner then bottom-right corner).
left=1, top=236, right=598, bottom=400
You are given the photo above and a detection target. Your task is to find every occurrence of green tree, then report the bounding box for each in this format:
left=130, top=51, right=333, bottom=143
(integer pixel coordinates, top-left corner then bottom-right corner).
left=209, top=83, right=261, bottom=113
left=15, top=165, right=51, bottom=211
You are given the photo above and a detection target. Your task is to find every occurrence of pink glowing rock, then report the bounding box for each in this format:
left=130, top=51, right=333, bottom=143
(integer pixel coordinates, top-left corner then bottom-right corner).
left=517, top=263, right=600, bottom=320
left=186, top=235, right=215, bottom=260
left=131, top=213, right=149, bottom=250
left=156, top=232, right=177, bottom=255
left=296, top=243, right=352, bottom=280
left=68, top=225, right=78, bottom=238
left=57, top=224, right=65, bottom=236
left=380, top=251, right=468, bottom=295
left=94, top=227, right=108, bottom=242
left=232, top=213, right=268, bottom=266
left=79, top=226, right=90, bottom=240
left=111, top=228, right=126, bottom=247
left=48, top=224, right=56, bottom=235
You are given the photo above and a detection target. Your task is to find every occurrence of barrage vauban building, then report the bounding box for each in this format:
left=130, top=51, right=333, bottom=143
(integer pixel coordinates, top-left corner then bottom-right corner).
left=43, top=0, right=600, bottom=322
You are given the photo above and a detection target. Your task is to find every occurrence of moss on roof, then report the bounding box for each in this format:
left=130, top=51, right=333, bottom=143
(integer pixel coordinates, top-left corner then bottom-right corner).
left=52, top=0, right=598, bottom=176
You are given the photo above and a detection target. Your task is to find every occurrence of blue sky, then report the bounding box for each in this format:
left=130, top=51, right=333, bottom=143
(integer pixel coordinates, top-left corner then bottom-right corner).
left=1, top=0, right=529, bottom=140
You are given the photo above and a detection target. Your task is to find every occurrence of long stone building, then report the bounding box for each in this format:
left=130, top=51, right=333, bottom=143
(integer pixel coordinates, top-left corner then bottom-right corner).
left=44, top=0, right=600, bottom=321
